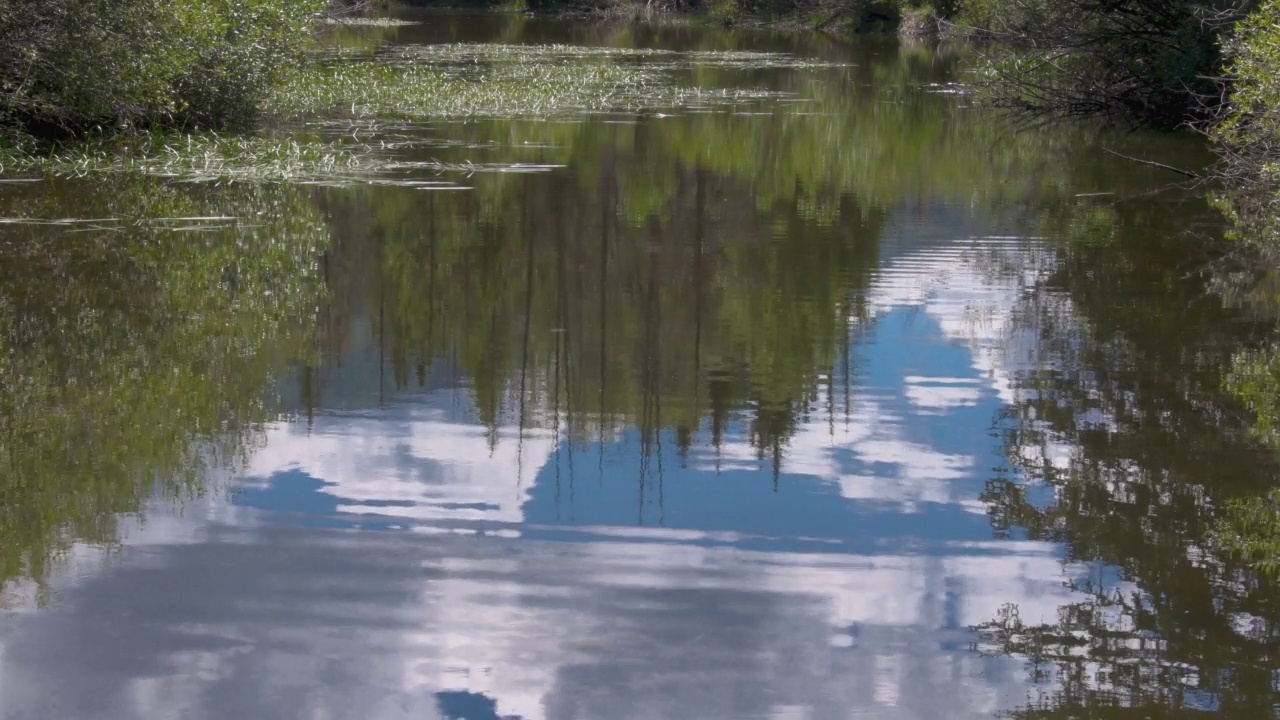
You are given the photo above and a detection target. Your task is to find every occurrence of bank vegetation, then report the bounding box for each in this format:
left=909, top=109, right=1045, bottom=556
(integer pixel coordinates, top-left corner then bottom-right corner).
left=0, top=0, right=327, bottom=138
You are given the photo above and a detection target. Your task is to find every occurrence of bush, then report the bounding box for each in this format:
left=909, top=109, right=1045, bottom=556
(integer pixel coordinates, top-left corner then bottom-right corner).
left=1212, top=0, right=1280, bottom=249
left=0, top=0, right=325, bottom=136
left=963, top=0, right=1254, bottom=128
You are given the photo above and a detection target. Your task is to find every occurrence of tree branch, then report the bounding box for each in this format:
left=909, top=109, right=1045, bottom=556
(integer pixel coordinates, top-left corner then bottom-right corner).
left=1102, top=147, right=1199, bottom=178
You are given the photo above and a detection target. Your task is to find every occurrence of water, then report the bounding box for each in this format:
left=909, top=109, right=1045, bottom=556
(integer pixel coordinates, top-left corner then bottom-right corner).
left=1, top=11, right=1277, bottom=720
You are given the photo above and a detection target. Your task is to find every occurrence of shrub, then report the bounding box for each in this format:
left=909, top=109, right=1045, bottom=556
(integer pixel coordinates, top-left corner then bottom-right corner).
left=964, top=0, right=1255, bottom=128
left=1212, top=0, right=1280, bottom=249
left=0, top=0, right=325, bottom=136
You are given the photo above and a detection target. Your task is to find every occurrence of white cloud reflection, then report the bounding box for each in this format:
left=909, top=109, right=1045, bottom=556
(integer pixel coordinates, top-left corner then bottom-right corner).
left=0, top=236, right=1094, bottom=720
left=243, top=415, right=557, bottom=525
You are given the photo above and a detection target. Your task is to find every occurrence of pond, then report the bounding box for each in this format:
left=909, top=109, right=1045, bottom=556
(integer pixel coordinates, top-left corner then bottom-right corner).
left=1, top=10, right=1278, bottom=720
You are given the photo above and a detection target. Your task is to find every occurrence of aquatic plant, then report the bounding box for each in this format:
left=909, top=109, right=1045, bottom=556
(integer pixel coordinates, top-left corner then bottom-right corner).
left=0, top=42, right=843, bottom=182
left=272, top=43, right=794, bottom=120
left=0, top=132, right=394, bottom=184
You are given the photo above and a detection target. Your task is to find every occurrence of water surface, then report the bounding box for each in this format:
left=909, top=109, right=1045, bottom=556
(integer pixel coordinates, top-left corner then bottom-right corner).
left=1, top=12, right=1276, bottom=720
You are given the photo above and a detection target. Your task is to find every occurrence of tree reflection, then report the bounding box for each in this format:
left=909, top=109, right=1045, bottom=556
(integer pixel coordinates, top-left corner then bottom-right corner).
left=313, top=160, right=882, bottom=468
left=975, top=192, right=1280, bottom=717
left=0, top=28, right=1204, bottom=606
left=0, top=179, right=324, bottom=598
left=302, top=35, right=1114, bottom=472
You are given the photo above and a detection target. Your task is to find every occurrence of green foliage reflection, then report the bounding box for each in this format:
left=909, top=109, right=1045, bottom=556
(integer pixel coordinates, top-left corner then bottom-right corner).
left=301, top=39, right=1114, bottom=464
left=976, top=193, right=1280, bottom=717
left=0, top=179, right=323, bottom=597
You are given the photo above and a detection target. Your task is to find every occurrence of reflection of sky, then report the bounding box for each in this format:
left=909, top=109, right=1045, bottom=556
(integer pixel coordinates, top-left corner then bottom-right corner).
left=0, top=235, right=1092, bottom=720
left=520, top=307, right=998, bottom=551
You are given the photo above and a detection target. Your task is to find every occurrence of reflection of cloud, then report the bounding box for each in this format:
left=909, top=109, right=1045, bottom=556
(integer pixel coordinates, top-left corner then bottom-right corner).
left=0, top=236, right=1101, bottom=720
left=904, top=376, right=984, bottom=412
left=244, top=410, right=557, bottom=526
left=678, top=238, right=1055, bottom=513
left=0, top=524, right=1081, bottom=720
left=691, top=393, right=974, bottom=510
left=870, top=236, right=1076, bottom=479
left=868, top=237, right=1053, bottom=406
left=854, top=439, right=972, bottom=480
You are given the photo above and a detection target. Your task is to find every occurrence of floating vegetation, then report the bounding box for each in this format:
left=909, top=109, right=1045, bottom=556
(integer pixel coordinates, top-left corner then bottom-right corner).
left=0, top=132, right=394, bottom=184
left=360, top=43, right=680, bottom=64
left=324, top=17, right=419, bottom=26
left=0, top=42, right=842, bottom=183
left=0, top=131, right=578, bottom=187
left=0, top=215, right=247, bottom=232
left=273, top=60, right=659, bottom=119
left=273, top=43, right=808, bottom=120
left=384, top=160, right=567, bottom=175
left=920, top=82, right=976, bottom=96
left=676, top=50, right=852, bottom=70
left=328, top=43, right=850, bottom=68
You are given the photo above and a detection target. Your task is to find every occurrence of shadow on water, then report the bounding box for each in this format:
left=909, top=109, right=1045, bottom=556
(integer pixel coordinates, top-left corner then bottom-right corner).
left=2, top=11, right=1279, bottom=720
